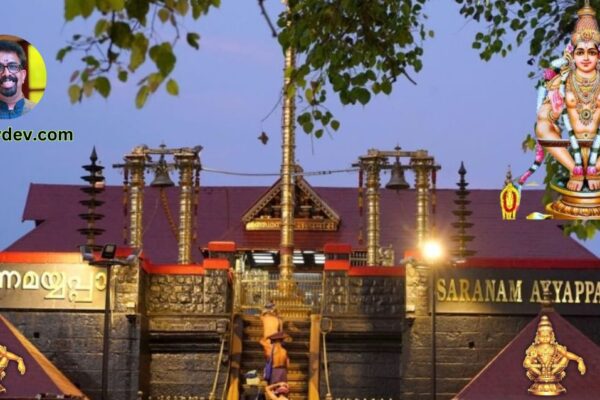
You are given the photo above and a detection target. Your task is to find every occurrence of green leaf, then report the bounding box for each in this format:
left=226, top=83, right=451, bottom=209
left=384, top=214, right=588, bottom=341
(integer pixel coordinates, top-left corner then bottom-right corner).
left=176, top=0, right=189, bottom=15
left=94, top=76, right=111, bottom=98
left=118, top=70, right=128, bottom=82
left=83, top=80, right=94, bottom=97
left=82, top=55, right=100, bottom=67
left=126, top=0, right=150, bottom=22
left=65, top=0, right=81, bottom=21
left=149, top=43, right=176, bottom=75
left=129, top=33, right=148, bottom=72
left=68, top=84, right=81, bottom=103
left=381, top=80, right=392, bottom=95
left=108, top=0, right=125, bottom=11
left=315, top=129, right=324, bottom=138
left=357, top=88, right=371, bottom=105
left=56, top=46, right=71, bottom=62
left=95, top=19, right=109, bottom=36
left=187, top=32, right=200, bottom=50
left=158, top=7, right=170, bottom=23
left=111, top=22, right=133, bottom=49
left=302, top=121, right=314, bottom=134
left=166, top=79, right=179, bottom=95
left=80, top=0, right=96, bottom=18
left=96, top=0, right=111, bottom=12
left=330, top=120, right=340, bottom=131
left=135, top=85, right=150, bottom=108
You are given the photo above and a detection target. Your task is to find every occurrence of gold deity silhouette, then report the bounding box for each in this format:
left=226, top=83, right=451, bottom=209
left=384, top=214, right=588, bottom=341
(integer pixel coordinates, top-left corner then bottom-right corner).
left=523, top=316, right=586, bottom=396
left=0, top=344, right=26, bottom=393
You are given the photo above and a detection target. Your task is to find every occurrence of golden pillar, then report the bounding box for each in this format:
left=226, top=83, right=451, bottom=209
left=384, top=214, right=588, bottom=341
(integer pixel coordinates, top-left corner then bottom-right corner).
left=411, top=151, right=432, bottom=247
left=364, top=158, right=382, bottom=266
left=280, top=4, right=296, bottom=284
left=175, top=151, right=197, bottom=265
left=125, top=150, right=146, bottom=249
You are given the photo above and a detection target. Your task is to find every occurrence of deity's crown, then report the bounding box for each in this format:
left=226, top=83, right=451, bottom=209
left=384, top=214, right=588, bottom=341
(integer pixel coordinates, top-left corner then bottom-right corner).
left=537, top=315, right=554, bottom=331
left=572, top=1, right=600, bottom=45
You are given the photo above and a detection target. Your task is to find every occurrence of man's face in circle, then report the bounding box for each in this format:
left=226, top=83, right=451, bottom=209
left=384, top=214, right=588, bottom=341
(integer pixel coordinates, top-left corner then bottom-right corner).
left=574, top=41, right=600, bottom=74
left=0, top=51, right=25, bottom=99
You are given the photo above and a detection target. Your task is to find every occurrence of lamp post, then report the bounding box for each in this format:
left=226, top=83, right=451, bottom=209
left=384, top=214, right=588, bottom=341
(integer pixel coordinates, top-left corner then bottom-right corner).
left=80, top=244, right=140, bottom=400
left=422, top=239, right=443, bottom=400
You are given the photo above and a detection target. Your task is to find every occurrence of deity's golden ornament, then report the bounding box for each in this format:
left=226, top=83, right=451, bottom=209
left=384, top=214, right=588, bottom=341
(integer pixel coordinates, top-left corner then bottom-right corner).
left=523, top=315, right=586, bottom=396
left=0, top=344, right=26, bottom=393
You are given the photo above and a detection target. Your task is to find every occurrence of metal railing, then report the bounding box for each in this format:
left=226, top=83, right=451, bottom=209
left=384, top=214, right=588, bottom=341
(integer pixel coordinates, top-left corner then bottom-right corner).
left=350, top=251, right=368, bottom=266
left=238, top=271, right=322, bottom=313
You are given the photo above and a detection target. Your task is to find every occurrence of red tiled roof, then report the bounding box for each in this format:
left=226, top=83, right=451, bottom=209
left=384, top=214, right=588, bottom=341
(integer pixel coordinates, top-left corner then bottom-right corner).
left=455, top=311, right=600, bottom=400
left=5, top=184, right=597, bottom=264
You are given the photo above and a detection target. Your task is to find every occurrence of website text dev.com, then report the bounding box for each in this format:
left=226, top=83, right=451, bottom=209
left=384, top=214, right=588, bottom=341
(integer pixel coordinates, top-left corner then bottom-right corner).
left=0, top=126, right=73, bottom=142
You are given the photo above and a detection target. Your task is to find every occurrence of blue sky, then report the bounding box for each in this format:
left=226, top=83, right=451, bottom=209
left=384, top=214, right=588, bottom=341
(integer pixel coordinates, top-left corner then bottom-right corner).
left=3, top=1, right=596, bottom=254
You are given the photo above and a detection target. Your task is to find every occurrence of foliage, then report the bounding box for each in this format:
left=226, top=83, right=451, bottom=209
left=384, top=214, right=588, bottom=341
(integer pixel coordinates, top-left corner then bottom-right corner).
left=456, top=0, right=583, bottom=76
left=278, top=0, right=431, bottom=136
left=60, top=0, right=219, bottom=108
left=61, top=0, right=431, bottom=135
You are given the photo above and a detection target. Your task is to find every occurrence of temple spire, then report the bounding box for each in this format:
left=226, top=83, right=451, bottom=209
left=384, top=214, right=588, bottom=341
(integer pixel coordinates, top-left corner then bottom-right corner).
left=78, top=146, right=106, bottom=249
left=451, top=162, right=476, bottom=258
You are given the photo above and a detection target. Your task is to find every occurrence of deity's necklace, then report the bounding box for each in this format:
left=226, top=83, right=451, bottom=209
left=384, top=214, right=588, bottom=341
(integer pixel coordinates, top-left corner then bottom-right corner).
left=569, top=71, right=600, bottom=125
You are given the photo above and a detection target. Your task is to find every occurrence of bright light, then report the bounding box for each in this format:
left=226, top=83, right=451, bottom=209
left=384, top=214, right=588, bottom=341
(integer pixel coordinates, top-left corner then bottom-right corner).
left=422, top=240, right=444, bottom=263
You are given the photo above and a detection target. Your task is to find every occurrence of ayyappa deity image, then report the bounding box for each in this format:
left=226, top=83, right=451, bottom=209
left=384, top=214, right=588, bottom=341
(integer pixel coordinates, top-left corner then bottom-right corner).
left=0, top=344, right=26, bottom=393
left=523, top=315, right=586, bottom=396
left=517, top=1, right=600, bottom=219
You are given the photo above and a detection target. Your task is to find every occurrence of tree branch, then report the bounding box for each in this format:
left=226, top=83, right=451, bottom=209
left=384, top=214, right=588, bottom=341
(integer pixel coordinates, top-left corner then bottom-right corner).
left=258, top=0, right=278, bottom=38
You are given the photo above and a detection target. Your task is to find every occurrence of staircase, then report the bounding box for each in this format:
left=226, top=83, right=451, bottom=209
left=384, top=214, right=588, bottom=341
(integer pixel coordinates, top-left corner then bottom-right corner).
left=239, top=314, right=312, bottom=400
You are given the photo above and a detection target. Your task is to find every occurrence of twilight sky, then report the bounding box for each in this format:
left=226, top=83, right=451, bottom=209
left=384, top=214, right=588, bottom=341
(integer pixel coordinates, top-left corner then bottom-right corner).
left=3, top=1, right=597, bottom=254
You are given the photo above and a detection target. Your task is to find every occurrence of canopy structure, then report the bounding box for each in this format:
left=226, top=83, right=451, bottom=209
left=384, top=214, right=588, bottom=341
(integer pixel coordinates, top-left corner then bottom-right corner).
left=455, top=311, right=600, bottom=400
left=0, top=314, right=88, bottom=399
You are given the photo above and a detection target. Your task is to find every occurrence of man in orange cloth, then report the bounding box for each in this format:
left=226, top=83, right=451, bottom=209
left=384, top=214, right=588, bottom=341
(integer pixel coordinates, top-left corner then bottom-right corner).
left=266, top=331, right=290, bottom=385
left=259, top=302, right=283, bottom=358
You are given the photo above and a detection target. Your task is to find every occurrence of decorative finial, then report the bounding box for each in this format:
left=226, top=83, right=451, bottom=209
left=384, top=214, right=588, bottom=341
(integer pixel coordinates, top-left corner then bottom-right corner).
left=79, top=147, right=106, bottom=249
left=505, top=165, right=513, bottom=186
left=452, top=161, right=476, bottom=258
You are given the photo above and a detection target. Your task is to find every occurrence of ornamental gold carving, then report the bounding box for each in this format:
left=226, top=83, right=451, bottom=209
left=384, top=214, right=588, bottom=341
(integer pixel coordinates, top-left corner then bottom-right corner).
left=0, top=344, right=26, bottom=394
left=523, top=315, right=586, bottom=396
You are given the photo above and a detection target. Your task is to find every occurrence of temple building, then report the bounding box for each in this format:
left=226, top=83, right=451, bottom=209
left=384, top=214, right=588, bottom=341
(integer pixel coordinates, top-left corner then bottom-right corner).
left=1, top=146, right=600, bottom=400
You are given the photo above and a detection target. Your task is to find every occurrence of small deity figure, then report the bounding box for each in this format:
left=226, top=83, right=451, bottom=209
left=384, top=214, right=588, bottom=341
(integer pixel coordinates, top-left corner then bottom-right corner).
left=0, top=344, right=26, bottom=393
left=523, top=315, right=586, bottom=396
left=516, top=1, right=600, bottom=218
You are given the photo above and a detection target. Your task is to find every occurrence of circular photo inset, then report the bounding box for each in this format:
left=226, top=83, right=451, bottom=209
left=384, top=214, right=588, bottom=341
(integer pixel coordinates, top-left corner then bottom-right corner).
left=0, top=35, right=46, bottom=120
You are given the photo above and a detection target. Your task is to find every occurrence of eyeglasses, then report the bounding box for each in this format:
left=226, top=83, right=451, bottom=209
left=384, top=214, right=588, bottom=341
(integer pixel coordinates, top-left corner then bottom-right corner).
left=0, top=63, right=22, bottom=74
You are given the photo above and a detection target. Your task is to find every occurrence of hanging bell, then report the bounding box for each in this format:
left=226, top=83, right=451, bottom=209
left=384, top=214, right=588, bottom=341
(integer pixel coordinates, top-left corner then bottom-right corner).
left=150, top=154, right=175, bottom=187
left=385, top=159, right=410, bottom=190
